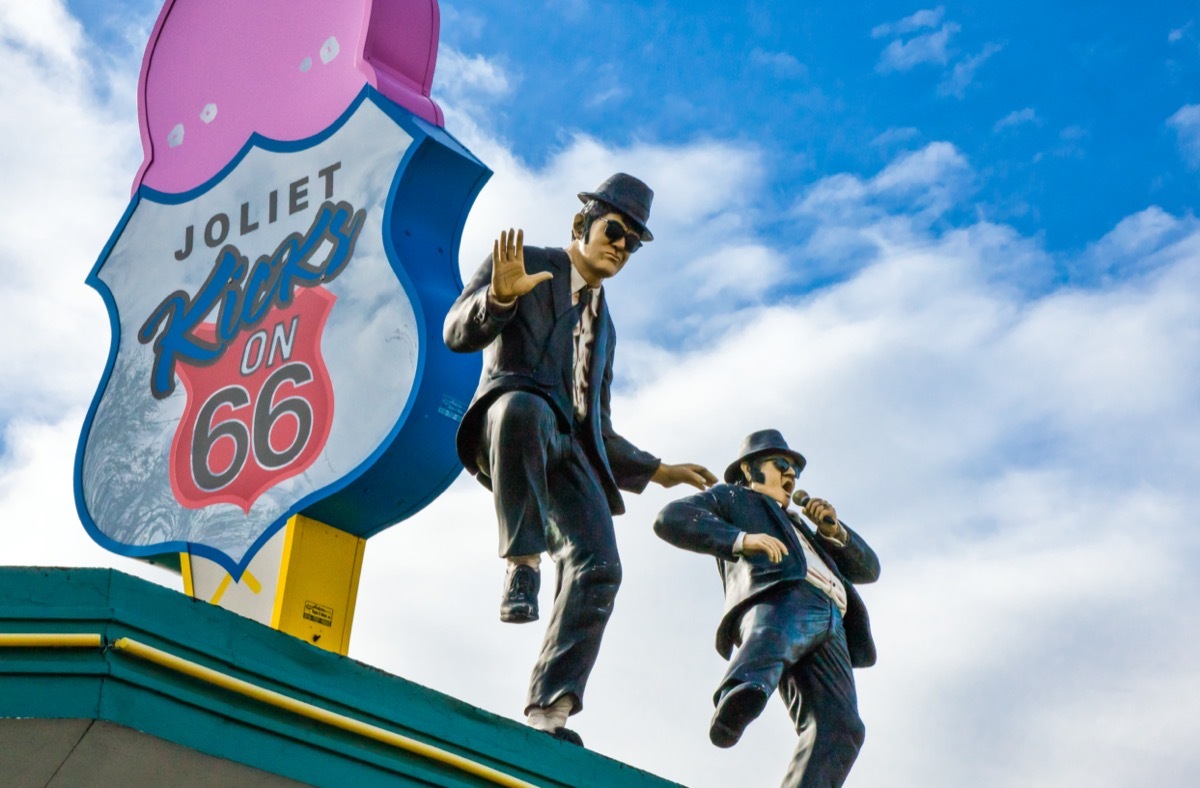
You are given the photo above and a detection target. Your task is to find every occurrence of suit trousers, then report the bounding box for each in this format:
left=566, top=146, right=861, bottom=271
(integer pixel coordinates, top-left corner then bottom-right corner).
left=717, top=583, right=865, bottom=788
left=479, top=391, right=621, bottom=715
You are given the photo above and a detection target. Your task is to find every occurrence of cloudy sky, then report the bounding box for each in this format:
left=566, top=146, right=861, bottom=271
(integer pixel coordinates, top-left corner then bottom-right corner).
left=3, top=1, right=1200, bottom=786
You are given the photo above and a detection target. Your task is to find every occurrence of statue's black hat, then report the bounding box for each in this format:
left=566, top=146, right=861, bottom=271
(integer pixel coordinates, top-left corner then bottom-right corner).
left=578, top=173, right=655, bottom=242
left=723, top=429, right=807, bottom=484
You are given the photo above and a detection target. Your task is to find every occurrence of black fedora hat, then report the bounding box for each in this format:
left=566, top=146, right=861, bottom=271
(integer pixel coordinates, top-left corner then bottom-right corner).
left=723, top=429, right=807, bottom=484
left=578, top=173, right=654, bottom=242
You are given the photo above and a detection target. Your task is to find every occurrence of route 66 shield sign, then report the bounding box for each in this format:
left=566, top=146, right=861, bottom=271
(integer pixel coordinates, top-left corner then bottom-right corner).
left=75, top=0, right=487, bottom=577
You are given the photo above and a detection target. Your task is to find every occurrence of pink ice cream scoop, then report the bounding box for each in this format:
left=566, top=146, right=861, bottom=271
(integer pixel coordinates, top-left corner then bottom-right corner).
left=134, top=0, right=443, bottom=195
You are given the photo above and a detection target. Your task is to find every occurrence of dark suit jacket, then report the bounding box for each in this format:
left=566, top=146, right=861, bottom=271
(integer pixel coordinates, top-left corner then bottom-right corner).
left=654, top=483, right=880, bottom=667
left=443, top=245, right=660, bottom=514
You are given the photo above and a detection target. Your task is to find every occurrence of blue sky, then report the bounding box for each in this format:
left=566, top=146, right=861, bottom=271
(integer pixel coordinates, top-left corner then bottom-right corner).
left=3, top=2, right=1200, bottom=787
left=437, top=1, right=1199, bottom=257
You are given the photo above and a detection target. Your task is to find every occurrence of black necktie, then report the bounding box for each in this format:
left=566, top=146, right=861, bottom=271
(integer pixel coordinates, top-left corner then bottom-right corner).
left=573, top=288, right=595, bottom=421
left=575, top=287, right=592, bottom=317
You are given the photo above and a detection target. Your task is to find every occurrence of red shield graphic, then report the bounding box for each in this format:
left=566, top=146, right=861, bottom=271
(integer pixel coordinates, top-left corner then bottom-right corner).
left=169, top=287, right=337, bottom=511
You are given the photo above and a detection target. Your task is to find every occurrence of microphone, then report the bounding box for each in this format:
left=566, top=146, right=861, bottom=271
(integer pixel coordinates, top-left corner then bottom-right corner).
left=792, top=489, right=837, bottom=527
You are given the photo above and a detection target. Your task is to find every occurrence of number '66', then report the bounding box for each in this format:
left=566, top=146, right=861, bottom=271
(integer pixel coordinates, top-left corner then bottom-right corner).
left=191, top=362, right=314, bottom=491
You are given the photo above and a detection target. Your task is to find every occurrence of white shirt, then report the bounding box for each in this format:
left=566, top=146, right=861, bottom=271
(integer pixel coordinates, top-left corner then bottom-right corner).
left=733, top=501, right=848, bottom=615
left=785, top=509, right=848, bottom=615
left=570, top=264, right=601, bottom=422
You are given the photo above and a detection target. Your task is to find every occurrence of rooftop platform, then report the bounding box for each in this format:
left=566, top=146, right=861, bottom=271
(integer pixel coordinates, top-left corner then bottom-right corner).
left=0, top=567, right=680, bottom=787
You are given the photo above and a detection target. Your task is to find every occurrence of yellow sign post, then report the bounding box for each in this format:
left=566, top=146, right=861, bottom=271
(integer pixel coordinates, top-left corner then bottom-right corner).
left=181, top=515, right=364, bottom=655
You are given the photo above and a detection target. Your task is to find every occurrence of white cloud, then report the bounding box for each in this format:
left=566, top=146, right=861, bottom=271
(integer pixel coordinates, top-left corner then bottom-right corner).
left=872, top=141, right=969, bottom=193
left=0, top=1, right=86, bottom=70
left=1075, top=206, right=1198, bottom=282
left=1033, top=124, right=1090, bottom=162
left=0, top=2, right=143, bottom=427
left=783, top=143, right=986, bottom=293
left=871, top=7, right=946, bottom=39
left=872, top=11, right=1000, bottom=100
left=871, top=126, right=921, bottom=149
left=433, top=45, right=512, bottom=116
left=439, top=3, right=488, bottom=40
left=1168, top=103, right=1200, bottom=168
left=1168, top=21, right=1192, bottom=43
left=750, top=48, right=807, bottom=80
left=876, top=22, right=960, bottom=73
left=584, top=84, right=626, bottom=109
left=796, top=142, right=974, bottom=229
left=938, top=42, right=1003, bottom=98
left=685, top=244, right=786, bottom=302
left=994, top=107, right=1039, bottom=132
left=0, top=415, right=174, bottom=583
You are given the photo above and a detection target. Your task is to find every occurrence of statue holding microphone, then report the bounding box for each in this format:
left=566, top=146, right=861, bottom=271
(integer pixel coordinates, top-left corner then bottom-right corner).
left=653, top=429, right=880, bottom=788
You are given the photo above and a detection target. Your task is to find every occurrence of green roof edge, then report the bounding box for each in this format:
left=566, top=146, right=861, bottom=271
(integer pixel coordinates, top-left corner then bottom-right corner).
left=0, top=566, right=682, bottom=788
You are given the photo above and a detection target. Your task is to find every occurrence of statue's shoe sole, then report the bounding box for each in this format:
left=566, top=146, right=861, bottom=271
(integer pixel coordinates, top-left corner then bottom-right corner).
left=709, top=684, right=770, bottom=748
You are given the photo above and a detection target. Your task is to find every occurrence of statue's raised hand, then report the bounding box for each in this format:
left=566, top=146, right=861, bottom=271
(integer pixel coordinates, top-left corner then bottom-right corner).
left=489, top=228, right=553, bottom=305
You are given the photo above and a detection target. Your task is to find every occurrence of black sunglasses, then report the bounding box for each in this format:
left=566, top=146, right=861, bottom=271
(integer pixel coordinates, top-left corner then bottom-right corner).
left=763, top=456, right=797, bottom=474
left=602, top=219, right=642, bottom=253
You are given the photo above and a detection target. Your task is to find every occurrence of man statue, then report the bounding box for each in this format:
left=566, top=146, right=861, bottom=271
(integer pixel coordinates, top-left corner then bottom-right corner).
left=443, top=173, right=716, bottom=744
left=653, top=429, right=880, bottom=787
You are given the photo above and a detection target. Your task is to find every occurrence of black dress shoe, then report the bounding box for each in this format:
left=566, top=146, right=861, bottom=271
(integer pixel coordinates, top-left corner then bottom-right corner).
left=709, top=683, right=771, bottom=748
left=500, top=563, right=540, bottom=623
left=550, top=727, right=584, bottom=747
